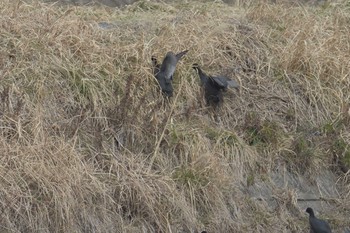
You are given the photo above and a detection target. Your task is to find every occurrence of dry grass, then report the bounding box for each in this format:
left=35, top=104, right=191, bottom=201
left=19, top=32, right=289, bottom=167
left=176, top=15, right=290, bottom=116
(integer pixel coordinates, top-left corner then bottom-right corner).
left=0, top=0, right=349, bottom=232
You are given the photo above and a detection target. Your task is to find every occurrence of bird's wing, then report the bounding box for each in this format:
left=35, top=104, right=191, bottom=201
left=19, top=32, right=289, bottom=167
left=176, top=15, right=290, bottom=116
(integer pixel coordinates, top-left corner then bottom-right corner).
left=320, top=219, right=332, bottom=233
left=211, top=76, right=228, bottom=88
left=310, top=218, right=332, bottom=233
left=214, top=76, right=240, bottom=89
left=175, top=50, right=189, bottom=61
left=160, top=52, right=177, bottom=80
left=226, top=79, right=240, bottom=89
left=165, top=66, right=176, bottom=81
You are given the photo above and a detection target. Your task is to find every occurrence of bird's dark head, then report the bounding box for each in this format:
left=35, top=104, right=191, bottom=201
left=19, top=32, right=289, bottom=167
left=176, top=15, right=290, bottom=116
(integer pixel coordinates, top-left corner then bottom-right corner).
left=306, top=207, right=315, bottom=217
left=192, top=63, right=200, bottom=71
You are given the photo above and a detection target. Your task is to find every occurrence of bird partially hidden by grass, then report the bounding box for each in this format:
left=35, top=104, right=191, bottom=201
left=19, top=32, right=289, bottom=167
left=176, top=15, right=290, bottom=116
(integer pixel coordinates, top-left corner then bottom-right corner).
left=306, top=207, right=332, bottom=233
left=151, top=50, right=189, bottom=97
left=192, top=63, right=239, bottom=107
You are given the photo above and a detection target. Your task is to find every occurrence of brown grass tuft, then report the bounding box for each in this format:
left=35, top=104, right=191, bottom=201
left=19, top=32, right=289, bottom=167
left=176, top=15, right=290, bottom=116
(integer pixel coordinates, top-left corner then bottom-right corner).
left=0, top=0, right=349, bottom=232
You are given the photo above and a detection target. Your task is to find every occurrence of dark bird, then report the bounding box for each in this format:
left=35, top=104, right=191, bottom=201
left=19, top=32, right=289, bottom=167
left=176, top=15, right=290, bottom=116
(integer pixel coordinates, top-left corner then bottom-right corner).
left=151, top=50, right=189, bottom=97
left=192, top=63, right=239, bottom=107
left=306, top=207, right=332, bottom=233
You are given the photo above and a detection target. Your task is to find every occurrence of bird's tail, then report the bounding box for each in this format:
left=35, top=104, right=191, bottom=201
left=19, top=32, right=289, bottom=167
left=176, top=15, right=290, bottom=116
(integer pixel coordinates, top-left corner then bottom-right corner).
left=227, top=79, right=240, bottom=89
left=175, top=50, right=189, bottom=61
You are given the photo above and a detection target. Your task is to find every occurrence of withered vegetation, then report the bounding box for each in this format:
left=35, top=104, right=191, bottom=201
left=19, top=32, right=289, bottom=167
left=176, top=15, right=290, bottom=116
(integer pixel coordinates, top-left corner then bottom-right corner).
left=0, top=0, right=349, bottom=232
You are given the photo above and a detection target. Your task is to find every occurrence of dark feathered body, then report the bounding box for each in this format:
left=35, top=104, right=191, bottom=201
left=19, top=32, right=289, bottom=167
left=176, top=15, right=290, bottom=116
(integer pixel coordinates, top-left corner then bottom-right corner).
left=192, top=63, right=239, bottom=107
left=204, top=77, right=226, bottom=106
left=151, top=50, right=188, bottom=97
left=306, top=207, right=332, bottom=233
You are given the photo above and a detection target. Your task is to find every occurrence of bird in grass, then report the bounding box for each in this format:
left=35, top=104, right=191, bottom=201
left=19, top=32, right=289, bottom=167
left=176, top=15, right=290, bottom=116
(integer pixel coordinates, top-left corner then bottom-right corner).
left=306, top=207, right=332, bottom=233
left=192, top=63, right=239, bottom=107
left=151, top=50, right=189, bottom=97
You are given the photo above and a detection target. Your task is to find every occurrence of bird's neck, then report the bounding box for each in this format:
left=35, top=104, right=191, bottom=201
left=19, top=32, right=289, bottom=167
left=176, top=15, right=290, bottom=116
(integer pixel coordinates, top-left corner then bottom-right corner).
left=197, top=68, right=208, bottom=82
left=197, top=68, right=204, bottom=76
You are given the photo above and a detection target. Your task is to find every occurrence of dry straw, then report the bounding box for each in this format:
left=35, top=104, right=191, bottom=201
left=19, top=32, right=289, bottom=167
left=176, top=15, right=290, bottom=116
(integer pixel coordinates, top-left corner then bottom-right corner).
left=0, top=0, right=349, bottom=232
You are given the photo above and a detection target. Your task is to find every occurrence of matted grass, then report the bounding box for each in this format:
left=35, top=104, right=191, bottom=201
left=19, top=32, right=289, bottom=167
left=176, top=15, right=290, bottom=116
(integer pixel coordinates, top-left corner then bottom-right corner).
left=0, top=0, right=349, bottom=232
